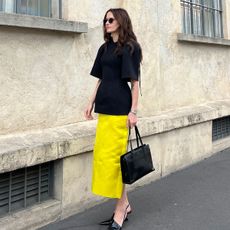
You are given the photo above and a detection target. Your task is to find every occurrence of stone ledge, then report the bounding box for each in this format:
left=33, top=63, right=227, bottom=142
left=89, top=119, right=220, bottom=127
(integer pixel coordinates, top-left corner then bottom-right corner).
left=139, top=100, right=230, bottom=137
left=0, top=12, right=88, bottom=33
left=213, top=136, right=230, bottom=154
left=0, top=100, right=229, bottom=173
left=177, top=33, right=230, bottom=46
left=0, top=199, right=61, bottom=230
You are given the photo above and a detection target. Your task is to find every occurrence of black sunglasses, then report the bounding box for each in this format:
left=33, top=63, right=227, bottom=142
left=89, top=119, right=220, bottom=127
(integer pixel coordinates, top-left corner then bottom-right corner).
left=103, top=18, right=115, bottom=25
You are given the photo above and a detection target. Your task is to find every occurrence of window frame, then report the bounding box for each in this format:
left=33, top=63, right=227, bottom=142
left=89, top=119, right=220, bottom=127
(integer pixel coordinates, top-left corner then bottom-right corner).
left=0, top=0, right=62, bottom=19
left=180, top=0, right=224, bottom=38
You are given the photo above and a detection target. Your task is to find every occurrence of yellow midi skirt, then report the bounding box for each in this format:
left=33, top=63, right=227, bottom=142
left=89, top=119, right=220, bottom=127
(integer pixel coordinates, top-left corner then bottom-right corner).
left=92, top=114, right=129, bottom=198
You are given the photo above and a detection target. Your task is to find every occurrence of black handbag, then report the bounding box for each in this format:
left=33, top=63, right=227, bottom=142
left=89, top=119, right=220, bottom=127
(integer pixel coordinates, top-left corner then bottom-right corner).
left=120, top=126, right=155, bottom=184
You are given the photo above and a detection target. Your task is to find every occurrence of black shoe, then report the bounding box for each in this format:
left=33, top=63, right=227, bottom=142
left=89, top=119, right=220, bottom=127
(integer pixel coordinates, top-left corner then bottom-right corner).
left=107, top=204, right=130, bottom=230
left=99, top=214, right=114, bottom=226
left=99, top=210, right=132, bottom=226
left=108, top=220, right=122, bottom=230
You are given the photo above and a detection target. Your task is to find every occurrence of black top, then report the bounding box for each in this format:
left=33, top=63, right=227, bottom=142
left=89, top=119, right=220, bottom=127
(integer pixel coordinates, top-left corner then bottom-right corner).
left=90, top=39, right=141, bottom=115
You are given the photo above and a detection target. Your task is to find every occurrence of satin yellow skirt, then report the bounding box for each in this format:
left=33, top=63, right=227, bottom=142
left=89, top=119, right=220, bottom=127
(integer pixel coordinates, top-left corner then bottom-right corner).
left=92, top=114, right=129, bottom=198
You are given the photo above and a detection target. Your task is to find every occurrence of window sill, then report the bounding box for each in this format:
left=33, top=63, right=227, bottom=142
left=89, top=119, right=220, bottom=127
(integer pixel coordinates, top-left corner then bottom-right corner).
left=0, top=12, right=88, bottom=33
left=177, top=33, right=230, bottom=47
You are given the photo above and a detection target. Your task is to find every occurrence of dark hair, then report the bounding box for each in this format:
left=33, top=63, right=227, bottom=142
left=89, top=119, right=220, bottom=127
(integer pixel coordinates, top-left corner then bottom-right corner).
left=103, top=8, right=142, bottom=60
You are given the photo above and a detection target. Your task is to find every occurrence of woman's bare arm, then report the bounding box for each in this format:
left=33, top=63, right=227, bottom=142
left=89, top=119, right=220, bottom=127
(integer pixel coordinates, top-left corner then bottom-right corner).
left=127, top=80, right=139, bottom=127
left=84, top=79, right=101, bottom=120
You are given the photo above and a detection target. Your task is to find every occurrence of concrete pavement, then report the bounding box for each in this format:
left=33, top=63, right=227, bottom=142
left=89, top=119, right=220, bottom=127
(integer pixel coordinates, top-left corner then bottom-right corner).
left=40, top=147, right=230, bottom=230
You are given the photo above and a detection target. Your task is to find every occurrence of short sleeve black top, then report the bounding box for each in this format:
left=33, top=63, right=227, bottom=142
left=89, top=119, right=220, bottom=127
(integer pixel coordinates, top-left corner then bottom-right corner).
left=90, top=39, right=141, bottom=115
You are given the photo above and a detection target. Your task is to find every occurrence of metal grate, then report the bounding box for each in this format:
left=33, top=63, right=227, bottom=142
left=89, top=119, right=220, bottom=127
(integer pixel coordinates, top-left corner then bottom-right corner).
left=0, top=162, right=53, bottom=217
left=212, top=116, right=230, bottom=141
left=180, top=0, right=223, bottom=38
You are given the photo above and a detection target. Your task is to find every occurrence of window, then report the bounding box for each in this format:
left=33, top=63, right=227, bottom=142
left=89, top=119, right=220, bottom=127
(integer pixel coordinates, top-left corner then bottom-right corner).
left=0, top=162, right=53, bottom=217
left=0, top=0, right=61, bottom=18
left=16, top=0, right=51, bottom=17
left=181, top=0, right=223, bottom=38
left=212, top=116, right=230, bottom=141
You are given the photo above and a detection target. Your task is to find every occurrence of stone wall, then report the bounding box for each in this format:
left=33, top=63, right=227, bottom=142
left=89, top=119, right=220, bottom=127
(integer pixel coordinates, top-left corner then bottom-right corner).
left=0, top=0, right=230, bottom=135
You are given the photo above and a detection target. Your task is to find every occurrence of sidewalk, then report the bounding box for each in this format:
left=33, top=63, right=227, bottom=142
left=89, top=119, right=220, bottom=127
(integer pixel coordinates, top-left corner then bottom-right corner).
left=40, top=148, right=230, bottom=230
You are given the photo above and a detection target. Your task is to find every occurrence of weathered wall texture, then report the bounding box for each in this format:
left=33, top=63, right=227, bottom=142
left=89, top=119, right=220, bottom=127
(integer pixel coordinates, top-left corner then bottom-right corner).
left=0, top=0, right=230, bottom=135
left=0, top=1, right=230, bottom=229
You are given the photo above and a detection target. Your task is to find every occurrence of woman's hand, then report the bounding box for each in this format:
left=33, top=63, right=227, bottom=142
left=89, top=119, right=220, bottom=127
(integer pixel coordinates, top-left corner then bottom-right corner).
left=84, top=102, right=94, bottom=120
left=127, top=112, right=137, bottom=128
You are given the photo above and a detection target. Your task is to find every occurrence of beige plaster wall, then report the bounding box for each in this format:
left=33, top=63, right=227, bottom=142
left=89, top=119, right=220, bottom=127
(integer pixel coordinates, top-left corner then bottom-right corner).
left=0, top=27, right=86, bottom=134
left=0, top=0, right=230, bottom=135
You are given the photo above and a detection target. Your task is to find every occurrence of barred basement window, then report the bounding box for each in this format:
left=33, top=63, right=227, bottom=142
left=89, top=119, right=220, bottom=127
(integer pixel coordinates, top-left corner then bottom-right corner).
left=180, top=0, right=223, bottom=38
left=212, top=116, right=230, bottom=141
left=0, top=162, right=53, bottom=217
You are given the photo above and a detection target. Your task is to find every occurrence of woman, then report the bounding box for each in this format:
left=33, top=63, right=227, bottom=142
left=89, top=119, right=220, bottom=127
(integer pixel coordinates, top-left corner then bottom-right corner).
left=85, top=8, right=142, bottom=230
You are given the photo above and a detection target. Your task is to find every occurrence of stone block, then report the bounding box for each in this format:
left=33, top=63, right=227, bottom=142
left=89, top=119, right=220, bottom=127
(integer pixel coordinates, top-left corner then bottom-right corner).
left=61, top=152, right=100, bottom=218
left=160, top=122, right=213, bottom=176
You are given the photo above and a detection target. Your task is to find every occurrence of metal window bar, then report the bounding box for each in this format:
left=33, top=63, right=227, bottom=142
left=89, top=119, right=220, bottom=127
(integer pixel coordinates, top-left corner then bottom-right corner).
left=219, top=0, right=224, bottom=37
left=24, top=168, right=27, bottom=208
left=212, top=116, right=230, bottom=141
left=8, top=173, right=12, bottom=213
left=0, top=162, right=53, bottom=217
left=38, top=165, right=41, bottom=203
left=59, top=0, right=62, bottom=19
left=181, top=0, right=223, bottom=38
left=0, top=0, right=3, bottom=11
left=190, top=0, right=194, bottom=34
left=49, top=0, right=52, bottom=17
left=192, top=0, right=202, bottom=35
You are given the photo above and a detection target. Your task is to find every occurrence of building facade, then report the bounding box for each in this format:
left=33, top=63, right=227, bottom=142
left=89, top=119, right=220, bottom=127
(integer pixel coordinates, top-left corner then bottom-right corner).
left=0, top=0, right=230, bottom=229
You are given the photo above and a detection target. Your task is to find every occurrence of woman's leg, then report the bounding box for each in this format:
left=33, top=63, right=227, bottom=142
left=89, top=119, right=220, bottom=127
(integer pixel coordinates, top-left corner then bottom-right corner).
left=113, top=184, right=132, bottom=226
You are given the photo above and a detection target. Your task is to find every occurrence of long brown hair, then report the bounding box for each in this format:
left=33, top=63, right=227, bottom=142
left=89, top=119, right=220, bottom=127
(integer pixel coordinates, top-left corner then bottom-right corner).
left=103, top=8, right=142, bottom=60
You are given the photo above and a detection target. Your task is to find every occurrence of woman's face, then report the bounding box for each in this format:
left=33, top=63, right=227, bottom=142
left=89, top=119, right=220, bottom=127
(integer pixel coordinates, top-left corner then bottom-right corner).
left=104, top=11, right=120, bottom=34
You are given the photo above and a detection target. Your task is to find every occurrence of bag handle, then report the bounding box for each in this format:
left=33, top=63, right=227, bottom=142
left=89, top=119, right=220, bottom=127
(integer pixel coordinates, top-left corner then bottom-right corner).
left=128, top=126, right=144, bottom=151
left=135, top=126, right=144, bottom=146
